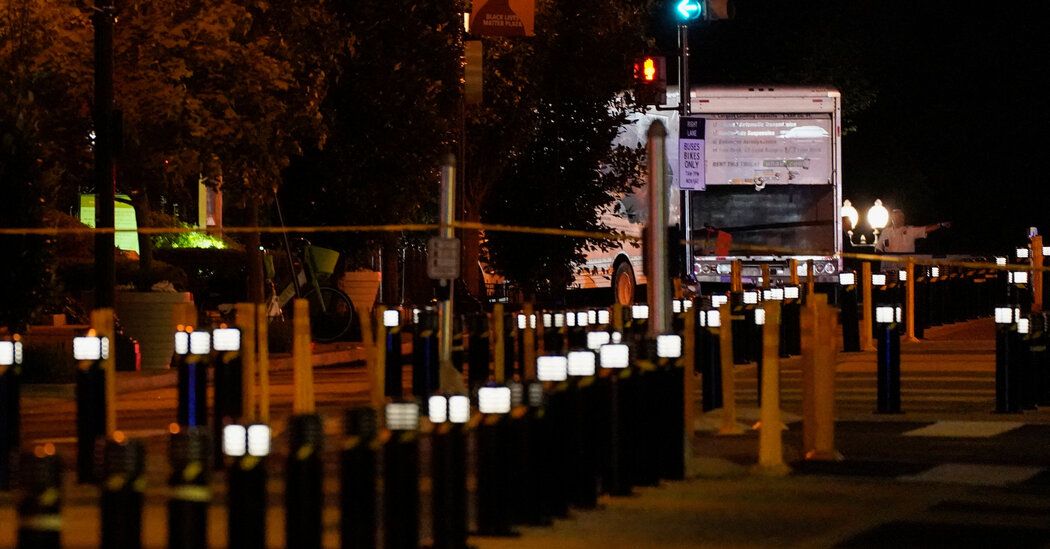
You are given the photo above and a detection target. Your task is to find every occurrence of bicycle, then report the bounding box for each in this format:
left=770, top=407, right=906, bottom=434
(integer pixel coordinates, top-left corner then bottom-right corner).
left=264, top=238, right=355, bottom=342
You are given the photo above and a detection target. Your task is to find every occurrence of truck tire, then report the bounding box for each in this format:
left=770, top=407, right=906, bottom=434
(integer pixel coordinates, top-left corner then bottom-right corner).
left=612, top=261, right=635, bottom=306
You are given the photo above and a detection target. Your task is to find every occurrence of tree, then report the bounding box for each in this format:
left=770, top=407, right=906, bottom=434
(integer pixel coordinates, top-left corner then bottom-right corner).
left=467, top=0, right=654, bottom=299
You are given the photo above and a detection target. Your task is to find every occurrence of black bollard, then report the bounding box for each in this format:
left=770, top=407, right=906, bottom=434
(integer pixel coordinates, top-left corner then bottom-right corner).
left=100, top=435, right=145, bottom=549
left=631, top=341, right=661, bottom=487
left=474, top=384, right=518, bottom=536
left=73, top=333, right=107, bottom=483
left=839, top=273, right=861, bottom=352
left=566, top=350, right=599, bottom=508
left=1033, top=314, right=1050, bottom=407
left=1, top=338, right=22, bottom=490
left=286, top=414, right=324, bottom=549
left=1019, top=316, right=1039, bottom=411
left=542, top=312, right=566, bottom=355
left=598, top=342, right=632, bottom=496
left=17, top=445, right=62, bottom=549
left=783, top=286, right=802, bottom=356
left=225, top=423, right=270, bottom=549
left=341, top=407, right=379, bottom=549
left=384, top=308, right=404, bottom=398
left=697, top=307, right=723, bottom=412
left=521, top=382, right=555, bottom=522
left=429, top=395, right=471, bottom=548
left=177, top=331, right=210, bottom=428
left=730, top=292, right=749, bottom=364
left=412, top=307, right=440, bottom=398
left=654, top=334, right=685, bottom=481
left=874, top=305, right=902, bottom=414
left=168, top=427, right=211, bottom=549
left=383, top=401, right=421, bottom=549
left=995, top=306, right=1022, bottom=413
left=211, top=327, right=244, bottom=470
left=567, top=311, right=589, bottom=349
left=467, top=313, right=492, bottom=387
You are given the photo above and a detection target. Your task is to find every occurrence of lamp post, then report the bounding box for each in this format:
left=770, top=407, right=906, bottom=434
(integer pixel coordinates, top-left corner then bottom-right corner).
left=867, top=199, right=890, bottom=246
left=841, top=199, right=891, bottom=248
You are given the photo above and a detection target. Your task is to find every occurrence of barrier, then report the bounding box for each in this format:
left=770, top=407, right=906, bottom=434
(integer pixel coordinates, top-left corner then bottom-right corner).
left=384, top=401, right=421, bottom=548
left=341, top=407, right=379, bottom=549
left=100, top=434, right=145, bottom=549
left=17, top=445, right=62, bottom=549
left=0, top=337, right=21, bottom=490
left=167, top=426, right=211, bottom=549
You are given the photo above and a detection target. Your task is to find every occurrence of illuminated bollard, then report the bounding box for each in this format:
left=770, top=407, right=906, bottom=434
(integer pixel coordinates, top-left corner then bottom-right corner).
left=1017, top=316, right=1038, bottom=411
left=599, top=340, right=632, bottom=496
left=341, top=407, right=379, bottom=549
left=783, top=286, right=802, bottom=356
left=839, top=272, right=861, bottom=352
left=542, top=312, right=566, bottom=355
left=475, top=384, right=518, bottom=536
left=537, top=356, right=571, bottom=517
left=729, top=291, right=749, bottom=364
left=763, top=287, right=789, bottom=358
left=567, top=349, right=599, bottom=508
left=467, top=313, right=491, bottom=387
left=630, top=341, right=660, bottom=487
left=1, top=338, right=22, bottom=490
left=1033, top=314, right=1050, bottom=407
left=429, top=395, right=470, bottom=548
left=384, top=401, right=421, bottom=549
left=17, top=444, right=62, bottom=549
left=521, top=381, right=554, bottom=524
left=384, top=309, right=404, bottom=398
left=629, top=305, right=650, bottom=343
left=285, top=414, right=324, bottom=549
left=211, top=327, right=243, bottom=470
left=100, top=434, right=145, bottom=549
left=224, top=424, right=270, bottom=549
left=73, top=333, right=108, bottom=483
left=698, top=305, right=723, bottom=412
left=504, top=381, right=529, bottom=525
left=177, top=330, right=210, bottom=428
left=412, top=307, right=440, bottom=398
left=568, top=311, right=590, bottom=349
left=167, top=426, right=211, bottom=549
left=754, top=307, right=768, bottom=407
left=875, top=305, right=903, bottom=414
left=655, top=334, right=685, bottom=480
left=995, top=307, right=1022, bottom=413
left=869, top=272, right=887, bottom=340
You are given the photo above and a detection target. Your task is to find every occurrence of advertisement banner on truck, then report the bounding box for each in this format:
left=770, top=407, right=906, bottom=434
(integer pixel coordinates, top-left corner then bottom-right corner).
left=702, top=114, right=833, bottom=187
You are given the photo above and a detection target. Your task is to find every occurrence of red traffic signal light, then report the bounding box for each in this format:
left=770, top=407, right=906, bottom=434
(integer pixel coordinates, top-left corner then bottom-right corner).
left=633, top=55, right=667, bottom=105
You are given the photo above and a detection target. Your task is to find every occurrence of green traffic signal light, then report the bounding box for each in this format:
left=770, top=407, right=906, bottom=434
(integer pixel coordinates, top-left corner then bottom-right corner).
left=675, top=0, right=703, bottom=21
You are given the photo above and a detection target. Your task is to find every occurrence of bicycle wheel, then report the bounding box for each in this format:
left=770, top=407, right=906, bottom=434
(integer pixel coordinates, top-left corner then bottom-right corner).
left=303, top=286, right=355, bottom=342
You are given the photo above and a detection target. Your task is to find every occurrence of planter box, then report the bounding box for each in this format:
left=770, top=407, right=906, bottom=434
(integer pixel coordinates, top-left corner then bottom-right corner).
left=115, top=291, right=193, bottom=370
left=339, top=270, right=381, bottom=314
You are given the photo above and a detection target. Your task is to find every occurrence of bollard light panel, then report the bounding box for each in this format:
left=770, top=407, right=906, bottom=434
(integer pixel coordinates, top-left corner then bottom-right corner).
left=839, top=272, right=856, bottom=286
left=517, top=314, right=527, bottom=329
left=413, top=308, right=421, bottom=324
left=632, top=304, right=650, bottom=320
left=875, top=306, right=895, bottom=324
left=1018, top=317, right=1031, bottom=335
left=428, top=395, right=448, bottom=423
left=383, top=309, right=400, bottom=327
left=930, top=267, right=940, bottom=278
left=754, top=308, right=766, bottom=325
left=872, top=274, right=887, bottom=286
left=189, top=331, right=211, bottom=355
left=212, top=328, right=241, bottom=352
left=683, top=299, right=693, bottom=311
left=478, top=386, right=512, bottom=414
left=761, top=289, right=772, bottom=301
left=672, top=300, right=682, bottom=313
left=247, top=424, right=271, bottom=456
left=711, top=294, right=729, bottom=307
left=1044, top=246, right=1050, bottom=256
left=1015, top=308, right=1022, bottom=322
left=656, top=334, right=682, bottom=358
left=385, top=402, right=420, bottom=431
left=73, top=336, right=106, bottom=361
left=597, top=309, right=610, bottom=325
left=895, top=306, right=903, bottom=323
left=576, top=311, right=589, bottom=327
left=448, top=395, right=470, bottom=423
left=509, top=382, right=524, bottom=407
left=1009, top=271, right=1029, bottom=285
left=1017, top=247, right=1030, bottom=259
left=587, top=331, right=611, bottom=350
left=527, top=382, right=545, bottom=407
left=706, top=310, right=722, bottom=327
left=0, top=341, right=13, bottom=365
left=996, top=257, right=1007, bottom=266
left=994, top=307, right=1014, bottom=324
left=13, top=341, right=21, bottom=364
left=567, top=351, right=597, bottom=376
left=588, top=310, right=598, bottom=325
left=222, top=424, right=248, bottom=457
left=566, top=312, right=576, bottom=327
left=743, top=291, right=759, bottom=305
left=174, top=331, right=189, bottom=355
left=898, top=270, right=907, bottom=281
left=796, top=263, right=809, bottom=277
left=599, top=343, right=630, bottom=369
left=537, top=355, right=568, bottom=381
left=784, top=286, right=800, bottom=300
left=543, top=313, right=553, bottom=328
left=554, top=313, right=565, bottom=328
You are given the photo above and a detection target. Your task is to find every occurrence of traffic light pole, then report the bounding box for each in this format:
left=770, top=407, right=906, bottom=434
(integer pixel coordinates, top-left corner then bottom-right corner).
left=679, top=24, right=694, bottom=284
left=93, top=0, right=116, bottom=308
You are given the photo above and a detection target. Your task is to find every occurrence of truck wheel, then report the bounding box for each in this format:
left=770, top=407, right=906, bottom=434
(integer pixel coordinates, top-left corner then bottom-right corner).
left=612, top=262, right=635, bottom=306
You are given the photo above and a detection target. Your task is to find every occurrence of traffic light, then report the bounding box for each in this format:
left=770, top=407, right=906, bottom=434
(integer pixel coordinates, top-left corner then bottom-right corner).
left=633, top=55, right=666, bottom=106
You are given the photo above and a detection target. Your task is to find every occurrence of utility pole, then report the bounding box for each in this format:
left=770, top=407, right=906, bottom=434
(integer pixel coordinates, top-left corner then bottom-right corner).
left=678, top=23, right=694, bottom=285
left=93, top=0, right=116, bottom=308
left=646, top=121, right=671, bottom=336
left=438, top=154, right=467, bottom=394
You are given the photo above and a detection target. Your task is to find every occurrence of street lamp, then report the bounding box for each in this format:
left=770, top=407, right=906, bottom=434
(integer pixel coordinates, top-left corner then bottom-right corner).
left=867, top=199, right=890, bottom=243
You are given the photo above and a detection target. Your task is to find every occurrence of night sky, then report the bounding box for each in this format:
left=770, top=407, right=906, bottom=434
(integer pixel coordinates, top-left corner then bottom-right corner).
left=667, top=0, right=1050, bottom=253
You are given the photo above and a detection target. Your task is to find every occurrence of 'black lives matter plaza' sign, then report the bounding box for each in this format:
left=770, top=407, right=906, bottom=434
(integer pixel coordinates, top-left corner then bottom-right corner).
left=679, top=116, right=706, bottom=190
left=471, top=0, right=535, bottom=37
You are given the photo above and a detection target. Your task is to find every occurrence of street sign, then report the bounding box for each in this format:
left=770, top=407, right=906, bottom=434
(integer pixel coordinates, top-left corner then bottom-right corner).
left=427, top=237, right=461, bottom=280
left=470, top=0, right=535, bottom=37
left=675, top=0, right=704, bottom=21
left=678, top=116, right=706, bottom=190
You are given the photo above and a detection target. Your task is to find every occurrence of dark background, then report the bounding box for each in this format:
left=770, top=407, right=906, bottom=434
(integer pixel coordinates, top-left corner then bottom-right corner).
left=656, top=0, right=1050, bottom=253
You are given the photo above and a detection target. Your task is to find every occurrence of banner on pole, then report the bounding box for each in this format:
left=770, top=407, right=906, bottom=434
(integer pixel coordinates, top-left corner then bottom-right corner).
left=471, top=0, right=535, bottom=37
